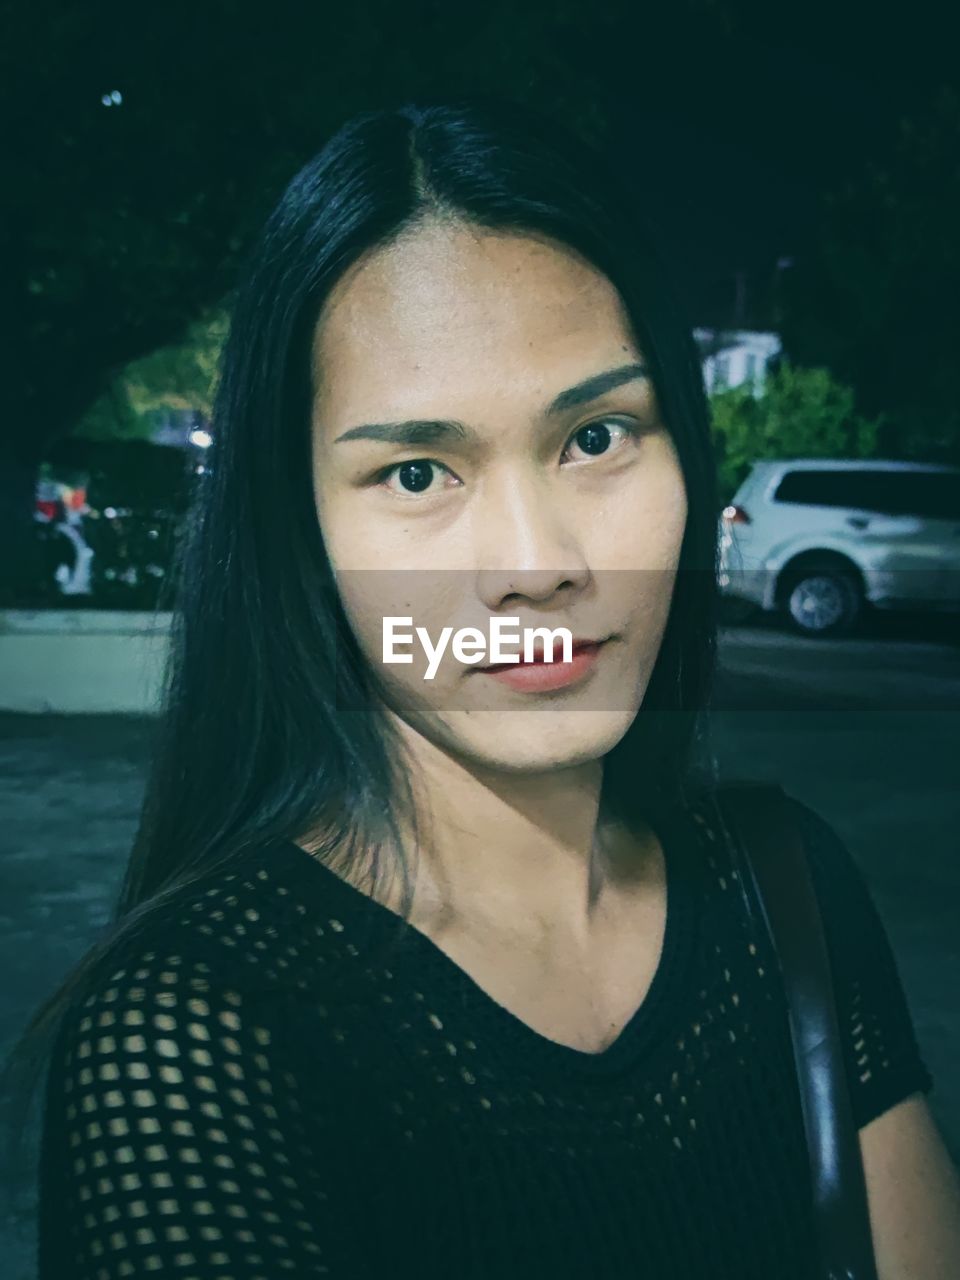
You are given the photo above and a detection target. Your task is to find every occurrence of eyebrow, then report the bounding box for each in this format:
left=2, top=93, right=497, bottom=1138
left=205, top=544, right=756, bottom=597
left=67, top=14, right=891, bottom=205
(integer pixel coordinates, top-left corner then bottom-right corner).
left=331, top=361, right=649, bottom=447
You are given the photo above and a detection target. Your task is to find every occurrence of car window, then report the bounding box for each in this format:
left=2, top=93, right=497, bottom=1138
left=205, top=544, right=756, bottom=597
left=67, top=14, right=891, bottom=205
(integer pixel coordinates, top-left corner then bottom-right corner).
left=772, top=469, right=960, bottom=518
left=893, top=472, right=960, bottom=519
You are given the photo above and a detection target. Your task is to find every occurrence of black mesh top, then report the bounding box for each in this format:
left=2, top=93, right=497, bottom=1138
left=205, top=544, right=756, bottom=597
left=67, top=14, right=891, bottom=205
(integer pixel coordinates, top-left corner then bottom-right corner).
left=36, top=791, right=934, bottom=1280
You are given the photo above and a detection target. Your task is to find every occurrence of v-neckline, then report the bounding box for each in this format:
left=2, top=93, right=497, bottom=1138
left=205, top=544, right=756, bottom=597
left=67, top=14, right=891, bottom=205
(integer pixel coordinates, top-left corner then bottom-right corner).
left=276, top=798, right=705, bottom=1078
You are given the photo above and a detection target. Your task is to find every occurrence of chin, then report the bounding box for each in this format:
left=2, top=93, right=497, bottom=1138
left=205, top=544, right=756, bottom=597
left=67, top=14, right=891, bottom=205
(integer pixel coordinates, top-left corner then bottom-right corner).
left=424, top=707, right=638, bottom=775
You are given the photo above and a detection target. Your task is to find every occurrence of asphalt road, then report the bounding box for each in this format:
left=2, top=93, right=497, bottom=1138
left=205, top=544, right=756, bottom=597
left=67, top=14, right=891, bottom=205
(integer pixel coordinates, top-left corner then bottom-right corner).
left=1, top=619, right=958, bottom=1278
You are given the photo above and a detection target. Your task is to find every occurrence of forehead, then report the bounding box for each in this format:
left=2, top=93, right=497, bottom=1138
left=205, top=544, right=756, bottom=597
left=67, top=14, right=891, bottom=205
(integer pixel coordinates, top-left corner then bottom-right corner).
left=311, top=222, right=642, bottom=420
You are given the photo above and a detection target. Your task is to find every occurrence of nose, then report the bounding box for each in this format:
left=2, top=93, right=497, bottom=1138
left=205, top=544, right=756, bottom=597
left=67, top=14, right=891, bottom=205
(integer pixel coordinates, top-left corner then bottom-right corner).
left=474, top=469, right=590, bottom=610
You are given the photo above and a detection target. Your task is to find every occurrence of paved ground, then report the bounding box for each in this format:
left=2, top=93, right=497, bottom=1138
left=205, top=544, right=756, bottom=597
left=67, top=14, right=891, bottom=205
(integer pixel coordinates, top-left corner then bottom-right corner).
left=710, top=618, right=960, bottom=1181
left=1, top=618, right=958, bottom=1278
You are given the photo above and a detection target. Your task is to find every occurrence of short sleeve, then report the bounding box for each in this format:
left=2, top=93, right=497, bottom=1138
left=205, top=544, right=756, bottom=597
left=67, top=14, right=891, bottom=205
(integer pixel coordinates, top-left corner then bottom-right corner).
left=37, top=944, right=362, bottom=1279
left=783, top=795, right=935, bottom=1131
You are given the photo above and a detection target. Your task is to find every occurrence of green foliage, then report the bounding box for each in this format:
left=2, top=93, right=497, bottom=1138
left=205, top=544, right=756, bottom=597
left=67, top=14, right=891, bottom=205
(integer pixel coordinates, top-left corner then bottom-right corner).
left=710, top=362, right=882, bottom=503
left=67, top=381, right=146, bottom=443
left=73, top=308, right=229, bottom=442
left=4, top=0, right=642, bottom=462
left=125, top=308, right=228, bottom=417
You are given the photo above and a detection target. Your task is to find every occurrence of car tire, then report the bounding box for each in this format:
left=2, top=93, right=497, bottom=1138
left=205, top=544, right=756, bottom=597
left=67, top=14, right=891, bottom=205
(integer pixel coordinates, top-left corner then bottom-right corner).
left=780, top=565, right=863, bottom=638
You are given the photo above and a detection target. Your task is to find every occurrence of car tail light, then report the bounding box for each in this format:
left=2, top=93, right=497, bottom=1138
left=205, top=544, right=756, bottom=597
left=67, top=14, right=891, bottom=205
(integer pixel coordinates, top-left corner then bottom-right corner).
left=722, top=504, right=751, bottom=525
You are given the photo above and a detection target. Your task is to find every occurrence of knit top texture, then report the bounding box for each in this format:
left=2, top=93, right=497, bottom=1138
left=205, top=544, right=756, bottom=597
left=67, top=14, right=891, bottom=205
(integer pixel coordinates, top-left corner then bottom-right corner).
left=36, top=791, right=934, bottom=1280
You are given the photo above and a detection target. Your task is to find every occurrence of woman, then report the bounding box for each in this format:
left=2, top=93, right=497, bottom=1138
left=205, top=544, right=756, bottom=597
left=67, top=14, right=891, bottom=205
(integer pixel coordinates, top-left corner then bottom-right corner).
left=18, top=97, right=960, bottom=1278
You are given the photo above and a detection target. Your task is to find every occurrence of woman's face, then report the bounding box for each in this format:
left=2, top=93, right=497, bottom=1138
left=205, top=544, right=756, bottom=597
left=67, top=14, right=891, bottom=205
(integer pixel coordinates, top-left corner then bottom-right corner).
left=310, top=220, right=688, bottom=773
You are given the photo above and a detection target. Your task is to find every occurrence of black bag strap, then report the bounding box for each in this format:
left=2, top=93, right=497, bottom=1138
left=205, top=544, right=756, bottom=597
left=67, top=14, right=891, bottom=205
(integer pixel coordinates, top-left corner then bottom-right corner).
left=714, top=781, right=878, bottom=1280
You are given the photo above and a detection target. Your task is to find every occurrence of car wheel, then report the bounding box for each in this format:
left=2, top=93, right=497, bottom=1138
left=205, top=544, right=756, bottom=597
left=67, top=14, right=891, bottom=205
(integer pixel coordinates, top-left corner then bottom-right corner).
left=782, top=567, right=862, bottom=637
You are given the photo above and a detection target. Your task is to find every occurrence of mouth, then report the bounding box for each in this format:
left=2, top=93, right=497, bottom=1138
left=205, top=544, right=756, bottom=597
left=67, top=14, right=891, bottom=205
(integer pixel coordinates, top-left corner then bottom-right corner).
left=474, top=637, right=608, bottom=672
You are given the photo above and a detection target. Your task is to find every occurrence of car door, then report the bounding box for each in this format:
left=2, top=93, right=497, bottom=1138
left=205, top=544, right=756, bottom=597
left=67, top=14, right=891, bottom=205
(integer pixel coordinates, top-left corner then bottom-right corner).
left=891, top=471, right=960, bottom=607
left=848, top=469, right=960, bottom=607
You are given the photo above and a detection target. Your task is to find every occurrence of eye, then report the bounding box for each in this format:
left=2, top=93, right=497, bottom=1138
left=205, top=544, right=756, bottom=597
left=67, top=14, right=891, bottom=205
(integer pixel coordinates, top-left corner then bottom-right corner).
left=375, top=458, right=461, bottom=497
left=561, top=418, right=642, bottom=464
left=371, top=416, right=645, bottom=496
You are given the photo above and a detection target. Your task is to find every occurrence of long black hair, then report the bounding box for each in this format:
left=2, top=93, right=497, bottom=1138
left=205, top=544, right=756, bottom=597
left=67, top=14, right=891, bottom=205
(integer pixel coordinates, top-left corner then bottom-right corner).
left=2, top=94, right=721, bottom=1174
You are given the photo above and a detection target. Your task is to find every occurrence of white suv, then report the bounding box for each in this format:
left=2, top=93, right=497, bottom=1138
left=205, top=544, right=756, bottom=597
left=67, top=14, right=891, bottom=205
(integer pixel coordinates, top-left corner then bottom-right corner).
left=718, top=459, right=960, bottom=636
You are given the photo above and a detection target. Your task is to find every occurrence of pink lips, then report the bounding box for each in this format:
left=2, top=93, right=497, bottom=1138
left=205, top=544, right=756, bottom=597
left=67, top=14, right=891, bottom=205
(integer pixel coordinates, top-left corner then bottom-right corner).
left=473, top=640, right=606, bottom=693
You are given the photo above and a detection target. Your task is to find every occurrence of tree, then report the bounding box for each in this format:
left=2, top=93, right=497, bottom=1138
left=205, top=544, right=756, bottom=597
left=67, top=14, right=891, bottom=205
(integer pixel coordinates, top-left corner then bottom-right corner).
left=1, top=0, right=640, bottom=600
left=710, top=362, right=881, bottom=502
left=74, top=308, right=228, bottom=442
left=0, top=0, right=761, bottom=601
left=779, top=85, right=960, bottom=465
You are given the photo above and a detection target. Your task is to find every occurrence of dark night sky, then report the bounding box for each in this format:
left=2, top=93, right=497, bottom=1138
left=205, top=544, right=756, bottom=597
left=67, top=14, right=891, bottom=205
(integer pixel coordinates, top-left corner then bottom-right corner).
left=598, top=1, right=960, bottom=325
left=11, top=0, right=960, bottom=335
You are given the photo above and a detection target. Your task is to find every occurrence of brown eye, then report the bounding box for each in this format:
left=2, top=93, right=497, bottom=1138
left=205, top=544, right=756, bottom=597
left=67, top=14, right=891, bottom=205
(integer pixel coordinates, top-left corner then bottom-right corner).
left=393, top=461, right=435, bottom=493
left=574, top=423, right=613, bottom=455
left=562, top=418, right=639, bottom=464
left=376, top=458, right=460, bottom=497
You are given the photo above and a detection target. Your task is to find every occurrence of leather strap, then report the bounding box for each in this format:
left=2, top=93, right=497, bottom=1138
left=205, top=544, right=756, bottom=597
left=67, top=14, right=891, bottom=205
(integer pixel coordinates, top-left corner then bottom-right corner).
left=714, top=781, right=878, bottom=1280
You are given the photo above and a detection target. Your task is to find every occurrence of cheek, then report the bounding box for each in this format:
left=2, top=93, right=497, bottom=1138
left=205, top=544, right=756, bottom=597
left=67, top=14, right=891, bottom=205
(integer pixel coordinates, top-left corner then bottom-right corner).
left=655, top=474, right=689, bottom=560
left=313, top=479, right=381, bottom=575
left=331, top=569, right=415, bottom=671
left=328, top=568, right=466, bottom=688
left=595, top=462, right=688, bottom=570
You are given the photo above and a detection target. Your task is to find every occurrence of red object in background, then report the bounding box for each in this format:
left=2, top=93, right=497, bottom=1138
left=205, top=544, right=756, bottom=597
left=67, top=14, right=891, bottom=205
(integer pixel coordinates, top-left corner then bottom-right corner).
left=722, top=503, right=752, bottom=525
left=35, top=480, right=88, bottom=522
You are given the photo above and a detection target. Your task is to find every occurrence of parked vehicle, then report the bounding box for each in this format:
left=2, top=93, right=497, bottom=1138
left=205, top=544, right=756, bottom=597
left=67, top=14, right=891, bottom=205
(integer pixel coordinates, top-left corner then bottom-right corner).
left=718, top=459, right=960, bottom=636
left=34, top=439, right=195, bottom=609
left=34, top=477, right=95, bottom=597
left=85, top=505, right=177, bottom=608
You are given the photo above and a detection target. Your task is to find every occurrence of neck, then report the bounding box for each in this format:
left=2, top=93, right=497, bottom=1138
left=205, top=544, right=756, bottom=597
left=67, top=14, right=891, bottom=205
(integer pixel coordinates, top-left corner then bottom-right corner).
left=384, top=714, right=636, bottom=944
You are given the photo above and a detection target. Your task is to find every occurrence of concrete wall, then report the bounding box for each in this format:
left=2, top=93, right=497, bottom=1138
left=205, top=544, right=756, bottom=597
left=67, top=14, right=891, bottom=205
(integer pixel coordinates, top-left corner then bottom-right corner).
left=0, top=610, right=171, bottom=714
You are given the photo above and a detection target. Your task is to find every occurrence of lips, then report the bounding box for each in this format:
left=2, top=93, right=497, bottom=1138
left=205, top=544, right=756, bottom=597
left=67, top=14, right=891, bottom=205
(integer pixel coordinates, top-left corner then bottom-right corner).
left=476, top=638, right=604, bottom=671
